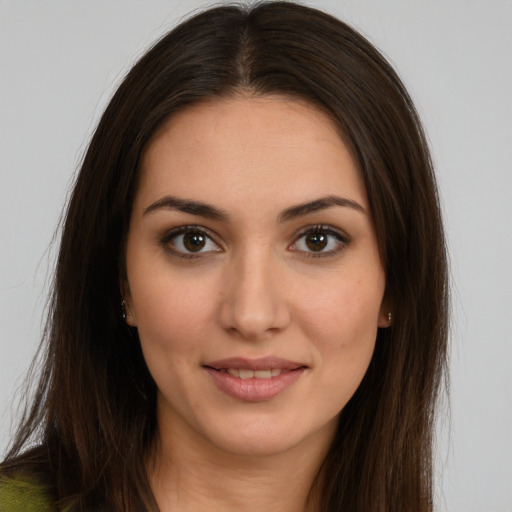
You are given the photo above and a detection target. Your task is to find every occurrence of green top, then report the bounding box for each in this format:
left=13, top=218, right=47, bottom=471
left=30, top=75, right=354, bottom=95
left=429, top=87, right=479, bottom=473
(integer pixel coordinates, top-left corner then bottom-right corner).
left=0, top=476, right=56, bottom=512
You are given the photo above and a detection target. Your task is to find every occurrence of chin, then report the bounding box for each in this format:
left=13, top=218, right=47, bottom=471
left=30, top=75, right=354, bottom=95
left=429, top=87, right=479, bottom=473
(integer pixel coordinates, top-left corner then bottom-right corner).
left=214, top=431, right=305, bottom=458
left=200, top=412, right=338, bottom=460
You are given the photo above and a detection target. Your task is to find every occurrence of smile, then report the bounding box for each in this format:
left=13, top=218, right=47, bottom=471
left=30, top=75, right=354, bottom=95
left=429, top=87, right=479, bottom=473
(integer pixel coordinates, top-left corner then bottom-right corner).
left=203, top=357, right=307, bottom=401
left=219, top=368, right=289, bottom=379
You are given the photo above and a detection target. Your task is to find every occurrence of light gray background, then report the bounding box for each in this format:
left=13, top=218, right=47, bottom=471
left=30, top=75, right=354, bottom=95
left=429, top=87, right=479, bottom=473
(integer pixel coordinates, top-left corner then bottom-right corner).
left=1, top=1, right=511, bottom=510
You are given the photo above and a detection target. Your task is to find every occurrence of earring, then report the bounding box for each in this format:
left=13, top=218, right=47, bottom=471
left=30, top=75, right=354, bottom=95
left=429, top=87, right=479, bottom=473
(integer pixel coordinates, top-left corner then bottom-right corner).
left=121, top=300, right=127, bottom=321
left=388, top=312, right=392, bottom=323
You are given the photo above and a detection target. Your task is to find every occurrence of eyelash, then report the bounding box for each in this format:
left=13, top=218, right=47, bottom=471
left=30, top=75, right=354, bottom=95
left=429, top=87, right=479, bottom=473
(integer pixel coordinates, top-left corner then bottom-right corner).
left=292, top=224, right=351, bottom=258
left=159, top=225, right=221, bottom=260
left=159, top=224, right=350, bottom=260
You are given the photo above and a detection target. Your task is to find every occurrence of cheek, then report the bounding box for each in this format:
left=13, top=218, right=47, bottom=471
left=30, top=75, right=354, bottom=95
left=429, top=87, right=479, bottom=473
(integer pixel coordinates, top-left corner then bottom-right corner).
left=129, top=268, right=218, bottom=358
left=131, top=277, right=218, bottom=402
left=296, top=272, right=383, bottom=398
left=299, top=270, right=384, bottom=342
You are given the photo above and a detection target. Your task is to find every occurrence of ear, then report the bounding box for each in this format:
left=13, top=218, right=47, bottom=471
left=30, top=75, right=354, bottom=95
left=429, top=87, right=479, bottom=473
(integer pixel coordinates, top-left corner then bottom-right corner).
left=120, top=281, right=137, bottom=327
left=378, top=298, right=393, bottom=328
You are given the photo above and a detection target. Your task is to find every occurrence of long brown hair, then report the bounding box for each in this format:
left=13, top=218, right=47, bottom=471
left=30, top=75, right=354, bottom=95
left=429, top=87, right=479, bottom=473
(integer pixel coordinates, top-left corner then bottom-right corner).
left=1, top=2, right=449, bottom=511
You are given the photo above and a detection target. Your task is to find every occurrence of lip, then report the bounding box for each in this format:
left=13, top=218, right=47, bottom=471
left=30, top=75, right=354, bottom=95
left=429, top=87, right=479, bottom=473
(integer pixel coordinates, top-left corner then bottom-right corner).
left=203, top=357, right=307, bottom=402
left=204, top=356, right=306, bottom=371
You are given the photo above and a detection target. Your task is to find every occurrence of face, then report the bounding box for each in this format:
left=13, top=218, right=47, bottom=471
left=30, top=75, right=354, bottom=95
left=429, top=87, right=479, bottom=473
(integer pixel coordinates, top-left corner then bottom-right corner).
left=124, top=96, right=390, bottom=458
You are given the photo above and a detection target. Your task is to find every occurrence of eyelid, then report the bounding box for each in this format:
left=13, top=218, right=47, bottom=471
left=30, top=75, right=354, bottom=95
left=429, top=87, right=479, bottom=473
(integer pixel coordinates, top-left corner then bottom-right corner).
left=289, top=224, right=351, bottom=257
left=158, top=223, right=350, bottom=260
left=159, top=225, right=222, bottom=258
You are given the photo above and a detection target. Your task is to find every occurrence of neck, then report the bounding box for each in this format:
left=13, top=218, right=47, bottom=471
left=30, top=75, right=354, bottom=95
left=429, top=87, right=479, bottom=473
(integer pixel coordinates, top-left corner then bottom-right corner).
left=148, top=415, right=332, bottom=512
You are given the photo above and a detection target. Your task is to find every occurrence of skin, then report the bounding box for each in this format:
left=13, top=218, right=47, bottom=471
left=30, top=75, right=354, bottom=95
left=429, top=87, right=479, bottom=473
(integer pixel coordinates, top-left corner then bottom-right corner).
left=124, top=95, right=390, bottom=512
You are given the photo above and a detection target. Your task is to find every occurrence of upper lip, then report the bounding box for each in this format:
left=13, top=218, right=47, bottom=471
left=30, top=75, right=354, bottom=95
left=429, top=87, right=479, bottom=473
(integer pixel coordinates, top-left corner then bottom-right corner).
left=204, top=357, right=307, bottom=371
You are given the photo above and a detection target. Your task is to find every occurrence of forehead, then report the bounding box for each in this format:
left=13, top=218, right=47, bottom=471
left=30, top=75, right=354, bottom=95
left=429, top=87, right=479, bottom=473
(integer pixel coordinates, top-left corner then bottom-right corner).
left=137, top=95, right=367, bottom=213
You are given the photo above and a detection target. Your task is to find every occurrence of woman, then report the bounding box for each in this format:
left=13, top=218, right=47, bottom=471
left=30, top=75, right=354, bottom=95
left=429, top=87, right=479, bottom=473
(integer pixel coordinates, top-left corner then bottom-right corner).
left=0, top=2, right=448, bottom=511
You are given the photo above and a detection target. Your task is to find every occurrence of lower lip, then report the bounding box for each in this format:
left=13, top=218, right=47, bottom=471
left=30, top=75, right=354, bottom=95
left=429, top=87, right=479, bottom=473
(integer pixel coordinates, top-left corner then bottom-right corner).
left=204, top=367, right=305, bottom=402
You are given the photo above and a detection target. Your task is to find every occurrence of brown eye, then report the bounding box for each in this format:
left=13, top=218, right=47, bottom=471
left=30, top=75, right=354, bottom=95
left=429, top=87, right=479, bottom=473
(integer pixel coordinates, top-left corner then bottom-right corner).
left=304, top=232, right=328, bottom=251
left=292, top=226, right=349, bottom=256
left=164, top=228, right=221, bottom=255
left=183, top=232, right=206, bottom=252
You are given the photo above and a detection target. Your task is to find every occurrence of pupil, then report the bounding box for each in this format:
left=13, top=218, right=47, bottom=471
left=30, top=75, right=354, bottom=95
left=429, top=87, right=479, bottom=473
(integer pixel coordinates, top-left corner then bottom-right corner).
left=184, top=233, right=206, bottom=252
left=306, top=233, right=327, bottom=251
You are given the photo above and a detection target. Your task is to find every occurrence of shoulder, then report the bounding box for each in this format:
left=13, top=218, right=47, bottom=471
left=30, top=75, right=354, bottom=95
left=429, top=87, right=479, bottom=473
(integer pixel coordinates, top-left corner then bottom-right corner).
left=0, top=474, right=56, bottom=512
left=0, top=447, right=59, bottom=512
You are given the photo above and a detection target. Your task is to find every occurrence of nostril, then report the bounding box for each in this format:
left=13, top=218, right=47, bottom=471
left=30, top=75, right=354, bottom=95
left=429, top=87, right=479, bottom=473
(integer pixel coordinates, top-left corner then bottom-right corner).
left=217, top=265, right=291, bottom=339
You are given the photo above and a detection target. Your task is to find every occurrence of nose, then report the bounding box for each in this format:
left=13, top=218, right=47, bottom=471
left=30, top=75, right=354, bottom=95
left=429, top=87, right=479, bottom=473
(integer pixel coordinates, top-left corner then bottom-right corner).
left=218, top=247, right=291, bottom=341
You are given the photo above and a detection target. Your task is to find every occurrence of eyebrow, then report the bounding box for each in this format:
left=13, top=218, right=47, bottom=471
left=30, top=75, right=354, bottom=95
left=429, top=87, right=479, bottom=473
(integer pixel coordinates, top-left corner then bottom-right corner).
left=143, top=194, right=366, bottom=222
left=143, top=196, right=229, bottom=221
left=277, top=195, right=367, bottom=222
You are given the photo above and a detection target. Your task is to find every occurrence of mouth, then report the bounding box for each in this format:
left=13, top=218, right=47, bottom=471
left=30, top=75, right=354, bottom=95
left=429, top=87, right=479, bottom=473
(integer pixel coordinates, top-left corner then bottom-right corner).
left=203, top=357, right=307, bottom=401
left=213, top=368, right=294, bottom=379
left=204, top=356, right=307, bottom=377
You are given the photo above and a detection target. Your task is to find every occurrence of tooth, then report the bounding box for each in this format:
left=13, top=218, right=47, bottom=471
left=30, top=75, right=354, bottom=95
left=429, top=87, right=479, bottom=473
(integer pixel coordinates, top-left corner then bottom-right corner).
left=227, top=368, right=240, bottom=377
left=239, top=369, right=254, bottom=379
left=271, top=368, right=281, bottom=377
left=254, top=369, right=271, bottom=379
